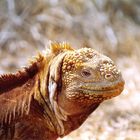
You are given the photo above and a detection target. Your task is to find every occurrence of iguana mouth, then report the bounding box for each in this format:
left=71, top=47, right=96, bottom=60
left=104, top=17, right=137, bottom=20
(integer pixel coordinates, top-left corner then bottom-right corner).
left=77, top=81, right=124, bottom=101
left=66, top=80, right=124, bottom=102
left=80, top=88, right=122, bottom=97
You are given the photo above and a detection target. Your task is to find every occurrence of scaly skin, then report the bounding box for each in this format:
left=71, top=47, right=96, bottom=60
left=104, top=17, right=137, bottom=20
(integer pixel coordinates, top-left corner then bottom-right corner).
left=0, top=42, right=124, bottom=140
left=58, top=47, right=124, bottom=116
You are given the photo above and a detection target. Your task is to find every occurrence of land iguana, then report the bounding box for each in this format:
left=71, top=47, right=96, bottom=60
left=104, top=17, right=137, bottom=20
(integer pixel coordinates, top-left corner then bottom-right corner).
left=0, top=42, right=124, bottom=140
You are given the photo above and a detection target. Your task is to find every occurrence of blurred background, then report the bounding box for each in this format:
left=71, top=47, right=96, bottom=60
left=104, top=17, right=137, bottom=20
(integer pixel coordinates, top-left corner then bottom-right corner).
left=0, top=0, right=140, bottom=139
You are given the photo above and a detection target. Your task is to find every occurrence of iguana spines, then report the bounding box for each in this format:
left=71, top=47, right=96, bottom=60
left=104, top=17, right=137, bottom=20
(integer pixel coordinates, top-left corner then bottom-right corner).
left=49, top=42, right=73, bottom=54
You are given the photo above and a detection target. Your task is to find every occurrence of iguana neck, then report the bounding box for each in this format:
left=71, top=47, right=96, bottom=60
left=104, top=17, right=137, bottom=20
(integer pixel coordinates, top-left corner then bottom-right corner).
left=32, top=77, right=59, bottom=135
left=60, top=103, right=100, bottom=137
left=32, top=54, right=66, bottom=136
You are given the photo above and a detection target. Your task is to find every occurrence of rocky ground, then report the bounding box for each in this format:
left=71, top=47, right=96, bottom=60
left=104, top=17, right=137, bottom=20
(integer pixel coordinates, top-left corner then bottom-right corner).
left=0, top=0, right=140, bottom=140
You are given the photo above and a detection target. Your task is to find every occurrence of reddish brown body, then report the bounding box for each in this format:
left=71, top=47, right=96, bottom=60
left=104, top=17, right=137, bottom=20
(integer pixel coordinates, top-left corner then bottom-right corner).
left=0, top=42, right=124, bottom=140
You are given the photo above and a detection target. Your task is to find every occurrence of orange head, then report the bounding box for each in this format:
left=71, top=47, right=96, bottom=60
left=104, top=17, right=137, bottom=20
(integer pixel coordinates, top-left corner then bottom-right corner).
left=57, top=47, right=124, bottom=115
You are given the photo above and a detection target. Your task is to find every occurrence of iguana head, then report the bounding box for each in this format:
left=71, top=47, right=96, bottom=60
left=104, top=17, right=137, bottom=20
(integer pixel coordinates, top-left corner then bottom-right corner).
left=57, top=47, right=124, bottom=115
left=40, top=42, right=124, bottom=135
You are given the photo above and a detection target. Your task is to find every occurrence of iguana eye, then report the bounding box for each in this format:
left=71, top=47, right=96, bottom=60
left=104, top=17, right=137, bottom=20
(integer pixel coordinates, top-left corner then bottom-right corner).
left=81, top=69, right=91, bottom=77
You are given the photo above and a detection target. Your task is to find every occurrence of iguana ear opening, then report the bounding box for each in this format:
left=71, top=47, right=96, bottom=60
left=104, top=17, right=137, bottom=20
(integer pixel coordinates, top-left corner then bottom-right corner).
left=48, top=52, right=68, bottom=135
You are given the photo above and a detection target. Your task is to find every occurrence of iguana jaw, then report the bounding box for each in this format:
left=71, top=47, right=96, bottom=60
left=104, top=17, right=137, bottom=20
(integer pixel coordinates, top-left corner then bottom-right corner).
left=65, top=79, right=124, bottom=103
left=79, top=84, right=124, bottom=102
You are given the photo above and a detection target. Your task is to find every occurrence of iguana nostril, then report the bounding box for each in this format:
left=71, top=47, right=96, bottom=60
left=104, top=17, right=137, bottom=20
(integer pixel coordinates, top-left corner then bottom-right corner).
left=102, top=60, right=110, bottom=64
left=105, top=73, right=114, bottom=81
left=99, top=61, right=120, bottom=81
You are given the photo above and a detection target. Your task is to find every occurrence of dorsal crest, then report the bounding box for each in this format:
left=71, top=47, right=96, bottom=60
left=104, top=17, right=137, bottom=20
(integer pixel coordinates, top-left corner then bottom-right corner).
left=0, top=42, right=72, bottom=94
left=49, top=42, right=74, bottom=54
left=0, top=55, right=43, bottom=94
